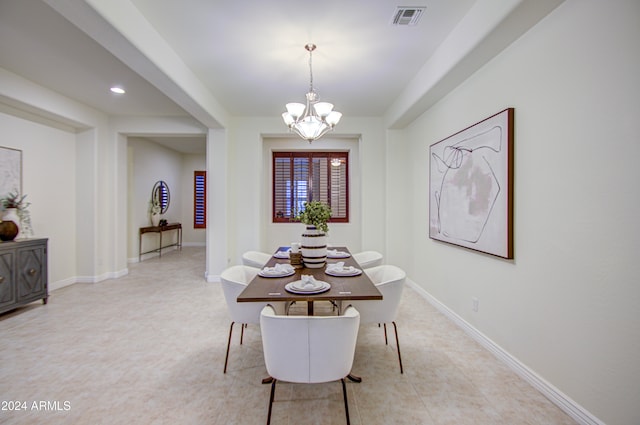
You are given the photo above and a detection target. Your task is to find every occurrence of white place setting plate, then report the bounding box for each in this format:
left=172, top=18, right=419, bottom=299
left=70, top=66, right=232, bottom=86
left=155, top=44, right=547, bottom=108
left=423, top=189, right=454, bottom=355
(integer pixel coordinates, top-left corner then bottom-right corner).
left=258, top=265, right=295, bottom=278
left=325, top=266, right=362, bottom=277
left=327, top=250, right=351, bottom=259
left=285, top=280, right=331, bottom=294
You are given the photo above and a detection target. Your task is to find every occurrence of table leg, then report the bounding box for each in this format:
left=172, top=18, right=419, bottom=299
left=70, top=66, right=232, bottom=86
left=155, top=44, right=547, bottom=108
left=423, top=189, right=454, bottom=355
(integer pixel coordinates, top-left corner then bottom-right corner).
left=307, top=301, right=314, bottom=316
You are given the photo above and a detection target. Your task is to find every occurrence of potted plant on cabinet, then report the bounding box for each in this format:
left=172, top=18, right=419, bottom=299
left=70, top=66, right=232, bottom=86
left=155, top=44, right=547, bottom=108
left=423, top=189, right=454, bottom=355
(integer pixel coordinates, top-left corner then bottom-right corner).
left=0, top=190, right=32, bottom=240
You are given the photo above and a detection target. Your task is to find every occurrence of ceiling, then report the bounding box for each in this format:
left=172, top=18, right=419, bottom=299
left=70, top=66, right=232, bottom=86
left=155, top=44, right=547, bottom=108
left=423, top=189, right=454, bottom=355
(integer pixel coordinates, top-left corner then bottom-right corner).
left=0, top=0, right=559, bottom=153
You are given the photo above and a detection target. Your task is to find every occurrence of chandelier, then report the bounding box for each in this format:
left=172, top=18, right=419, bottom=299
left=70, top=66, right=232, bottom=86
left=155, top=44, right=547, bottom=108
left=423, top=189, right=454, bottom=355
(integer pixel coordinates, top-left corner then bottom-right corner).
left=282, top=44, right=342, bottom=143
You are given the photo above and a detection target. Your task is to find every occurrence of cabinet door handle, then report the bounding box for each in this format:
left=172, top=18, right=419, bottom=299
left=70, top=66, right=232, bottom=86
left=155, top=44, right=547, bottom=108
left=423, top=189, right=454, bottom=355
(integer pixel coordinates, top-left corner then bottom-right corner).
left=29, top=268, right=36, bottom=276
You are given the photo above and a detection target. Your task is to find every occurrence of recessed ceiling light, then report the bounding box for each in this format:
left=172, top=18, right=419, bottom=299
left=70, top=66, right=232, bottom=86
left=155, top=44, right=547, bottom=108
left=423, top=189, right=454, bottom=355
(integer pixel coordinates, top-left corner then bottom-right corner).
left=110, top=87, right=125, bottom=94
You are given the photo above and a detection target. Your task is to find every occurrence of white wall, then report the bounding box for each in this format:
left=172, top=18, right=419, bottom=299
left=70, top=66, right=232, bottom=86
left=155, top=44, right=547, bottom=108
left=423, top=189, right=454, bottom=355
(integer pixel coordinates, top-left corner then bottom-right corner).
left=227, top=116, right=387, bottom=266
left=0, top=110, right=76, bottom=289
left=262, top=136, right=361, bottom=251
left=0, top=65, right=214, bottom=284
left=128, top=137, right=206, bottom=261
left=1, top=67, right=119, bottom=286
left=395, top=1, right=640, bottom=424
left=128, top=137, right=181, bottom=260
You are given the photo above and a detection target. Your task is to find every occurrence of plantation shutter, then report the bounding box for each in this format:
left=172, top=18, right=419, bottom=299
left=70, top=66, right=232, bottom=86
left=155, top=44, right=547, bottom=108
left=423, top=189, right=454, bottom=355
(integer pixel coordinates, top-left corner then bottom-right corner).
left=330, top=157, right=347, bottom=219
left=272, top=152, right=348, bottom=223
left=194, top=171, right=206, bottom=228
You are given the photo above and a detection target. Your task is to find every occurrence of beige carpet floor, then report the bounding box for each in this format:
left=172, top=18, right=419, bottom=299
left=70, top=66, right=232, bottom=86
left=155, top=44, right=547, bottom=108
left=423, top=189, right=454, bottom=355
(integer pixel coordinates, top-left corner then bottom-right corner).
left=0, top=247, right=576, bottom=425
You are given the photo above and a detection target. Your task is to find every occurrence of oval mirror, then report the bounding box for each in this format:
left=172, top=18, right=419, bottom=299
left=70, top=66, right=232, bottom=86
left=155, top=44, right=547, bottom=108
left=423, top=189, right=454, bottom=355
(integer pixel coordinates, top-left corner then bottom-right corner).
left=152, top=180, right=170, bottom=214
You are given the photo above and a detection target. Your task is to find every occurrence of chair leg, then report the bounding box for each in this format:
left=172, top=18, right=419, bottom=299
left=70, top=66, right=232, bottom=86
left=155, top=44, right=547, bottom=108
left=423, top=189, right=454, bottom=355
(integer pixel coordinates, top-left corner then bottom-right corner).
left=267, top=378, right=277, bottom=425
left=240, top=323, right=246, bottom=345
left=340, top=378, right=350, bottom=425
left=383, top=323, right=388, bottom=345
left=392, top=321, right=404, bottom=374
left=224, top=322, right=235, bottom=373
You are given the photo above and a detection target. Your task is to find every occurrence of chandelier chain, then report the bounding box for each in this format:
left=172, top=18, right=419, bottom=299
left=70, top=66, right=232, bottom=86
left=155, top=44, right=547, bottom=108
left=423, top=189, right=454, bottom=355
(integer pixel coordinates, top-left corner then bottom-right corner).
left=308, top=47, right=314, bottom=94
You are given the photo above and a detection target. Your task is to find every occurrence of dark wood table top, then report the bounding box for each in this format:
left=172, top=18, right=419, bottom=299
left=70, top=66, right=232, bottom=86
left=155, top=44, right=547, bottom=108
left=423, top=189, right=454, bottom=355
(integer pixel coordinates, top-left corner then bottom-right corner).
left=139, top=222, right=182, bottom=233
left=237, top=247, right=382, bottom=310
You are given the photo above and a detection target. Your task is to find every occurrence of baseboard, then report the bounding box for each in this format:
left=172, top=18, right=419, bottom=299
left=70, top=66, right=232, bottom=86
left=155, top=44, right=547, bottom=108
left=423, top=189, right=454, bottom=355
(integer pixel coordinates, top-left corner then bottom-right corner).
left=50, top=268, right=129, bottom=291
left=405, top=279, right=604, bottom=425
left=182, top=242, right=206, bottom=247
left=49, top=277, right=76, bottom=291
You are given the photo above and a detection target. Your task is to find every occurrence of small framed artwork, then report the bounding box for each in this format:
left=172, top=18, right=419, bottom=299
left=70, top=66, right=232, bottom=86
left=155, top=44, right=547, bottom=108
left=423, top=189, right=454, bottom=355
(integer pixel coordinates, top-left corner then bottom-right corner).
left=429, top=108, right=514, bottom=259
left=0, top=146, right=22, bottom=198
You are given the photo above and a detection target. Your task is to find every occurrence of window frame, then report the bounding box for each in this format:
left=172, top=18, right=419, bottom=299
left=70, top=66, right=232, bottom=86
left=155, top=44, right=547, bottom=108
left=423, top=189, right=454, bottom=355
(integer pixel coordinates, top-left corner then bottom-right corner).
left=272, top=151, right=349, bottom=224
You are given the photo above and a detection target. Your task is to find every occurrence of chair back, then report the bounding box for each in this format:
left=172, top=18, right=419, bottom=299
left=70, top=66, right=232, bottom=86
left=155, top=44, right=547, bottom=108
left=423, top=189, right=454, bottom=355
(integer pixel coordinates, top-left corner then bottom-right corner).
left=261, top=305, right=360, bottom=384
left=351, top=265, right=405, bottom=324
left=242, top=251, right=271, bottom=268
left=352, top=251, right=383, bottom=269
left=220, top=265, right=264, bottom=324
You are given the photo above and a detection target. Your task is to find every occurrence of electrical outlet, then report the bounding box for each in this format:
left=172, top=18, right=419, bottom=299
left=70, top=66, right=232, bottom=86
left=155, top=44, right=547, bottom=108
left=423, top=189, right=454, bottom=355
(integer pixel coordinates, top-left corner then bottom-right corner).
left=472, top=297, right=479, bottom=312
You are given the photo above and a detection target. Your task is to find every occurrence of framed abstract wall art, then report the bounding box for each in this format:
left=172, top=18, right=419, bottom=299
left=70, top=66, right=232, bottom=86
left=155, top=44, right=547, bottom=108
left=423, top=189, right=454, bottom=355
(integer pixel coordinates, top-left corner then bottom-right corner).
left=429, top=108, right=514, bottom=259
left=0, top=146, right=22, bottom=198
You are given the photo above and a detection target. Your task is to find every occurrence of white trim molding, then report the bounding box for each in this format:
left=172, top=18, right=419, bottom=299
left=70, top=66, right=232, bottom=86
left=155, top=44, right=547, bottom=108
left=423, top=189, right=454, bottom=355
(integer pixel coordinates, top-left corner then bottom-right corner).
left=406, top=278, right=605, bottom=425
left=205, top=272, right=220, bottom=283
left=51, top=268, right=130, bottom=290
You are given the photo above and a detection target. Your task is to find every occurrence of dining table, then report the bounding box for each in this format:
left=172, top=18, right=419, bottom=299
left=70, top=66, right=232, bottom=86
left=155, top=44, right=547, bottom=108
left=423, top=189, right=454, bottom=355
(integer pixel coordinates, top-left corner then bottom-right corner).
left=237, top=246, right=382, bottom=383
left=237, top=246, right=382, bottom=316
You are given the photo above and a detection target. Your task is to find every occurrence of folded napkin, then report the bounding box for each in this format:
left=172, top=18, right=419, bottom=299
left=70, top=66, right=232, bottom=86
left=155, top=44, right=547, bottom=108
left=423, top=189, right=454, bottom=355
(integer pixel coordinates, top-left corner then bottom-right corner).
left=327, top=249, right=348, bottom=257
left=273, top=249, right=291, bottom=258
left=326, top=262, right=354, bottom=273
left=297, top=275, right=321, bottom=289
left=261, top=263, right=294, bottom=275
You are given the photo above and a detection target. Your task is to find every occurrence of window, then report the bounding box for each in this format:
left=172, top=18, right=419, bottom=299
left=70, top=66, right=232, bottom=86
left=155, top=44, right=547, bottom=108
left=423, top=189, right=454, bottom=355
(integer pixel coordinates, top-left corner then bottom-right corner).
left=273, top=152, right=348, bottom=223
left=194, top=171, right=206, bottom=228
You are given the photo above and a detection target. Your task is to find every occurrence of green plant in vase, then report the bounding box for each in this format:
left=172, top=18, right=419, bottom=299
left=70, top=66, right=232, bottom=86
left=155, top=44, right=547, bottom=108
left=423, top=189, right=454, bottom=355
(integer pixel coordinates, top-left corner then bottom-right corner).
left=295, top=200, right=332, bottom=233
left=1, top=190, right=28, bottom=210
left=149, top=199, right=161, bottom=226
left=149, top=200, right=161, bottom=215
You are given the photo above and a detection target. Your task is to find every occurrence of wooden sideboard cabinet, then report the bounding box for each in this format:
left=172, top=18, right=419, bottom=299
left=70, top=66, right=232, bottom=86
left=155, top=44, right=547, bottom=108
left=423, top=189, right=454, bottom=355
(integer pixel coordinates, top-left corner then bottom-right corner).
left=0, top=238, right=48, bottom=315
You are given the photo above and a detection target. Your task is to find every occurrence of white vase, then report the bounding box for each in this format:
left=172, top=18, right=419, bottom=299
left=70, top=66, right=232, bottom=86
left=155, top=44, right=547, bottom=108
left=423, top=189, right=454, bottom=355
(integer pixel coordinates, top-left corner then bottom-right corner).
left=150, top=212, right=160, bottom=227
left=2, top=208, right=21, bottom=239
left=300, top=226, right=327, bottom=268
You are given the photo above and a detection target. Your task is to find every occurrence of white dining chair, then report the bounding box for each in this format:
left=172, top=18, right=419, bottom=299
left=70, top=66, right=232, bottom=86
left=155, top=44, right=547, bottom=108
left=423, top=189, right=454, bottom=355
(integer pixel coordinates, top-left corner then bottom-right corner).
left=241, top=250, right=272, bottom=268
left=260, top=304, right=360, bottom=425
left=349, top=264, right=406, bottom=373
left=352, top=250, right=383, bottom=269
left=220, top=265, right=285, bottom=373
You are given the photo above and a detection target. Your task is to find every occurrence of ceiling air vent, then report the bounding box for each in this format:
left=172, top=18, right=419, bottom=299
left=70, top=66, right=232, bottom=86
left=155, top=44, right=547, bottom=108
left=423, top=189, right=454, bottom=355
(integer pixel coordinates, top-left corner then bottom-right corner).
left=391, top=7, right=425, bottom=26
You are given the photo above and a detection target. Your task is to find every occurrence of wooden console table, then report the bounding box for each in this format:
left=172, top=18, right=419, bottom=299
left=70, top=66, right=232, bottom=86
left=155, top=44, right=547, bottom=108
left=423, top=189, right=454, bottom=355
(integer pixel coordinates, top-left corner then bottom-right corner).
left=139, top=223, right=182, bottom=261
